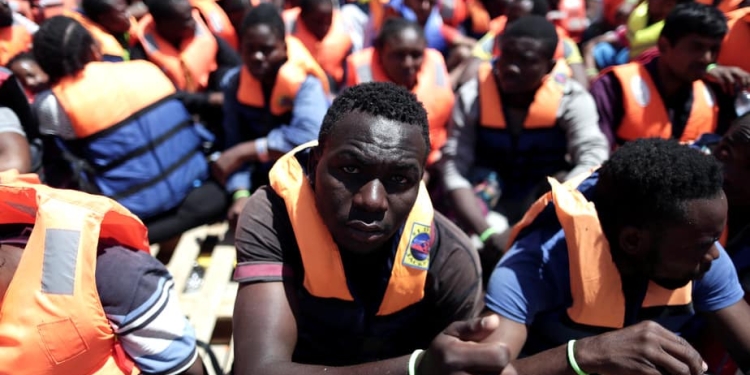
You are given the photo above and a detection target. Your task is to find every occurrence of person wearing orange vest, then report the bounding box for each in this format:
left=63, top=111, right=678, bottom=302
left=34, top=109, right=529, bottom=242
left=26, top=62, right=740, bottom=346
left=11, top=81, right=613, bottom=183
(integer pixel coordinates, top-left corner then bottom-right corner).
left=0, top=171, right=205, bottom=375
left=283, top=0, right=353, bottom=91
left=231, top=81, right=517, bottom=375
left=441, top=16, right=608, bottom=278
left=345, top=18, right=454, bottom=172
left=213, top=4, right=330, bottom=224
left=32, top=16, right=228, bottom=244
left=591, top=3, right=724, bottom=149
left=190, top=0, right=238, bottom=49
left=481, top=138, right=750, bottom=374
left=0, top=0, right=31, bottom=66
left=132, top=0, right=241, bottom=135
left=60, top=0, right=136, bottom=62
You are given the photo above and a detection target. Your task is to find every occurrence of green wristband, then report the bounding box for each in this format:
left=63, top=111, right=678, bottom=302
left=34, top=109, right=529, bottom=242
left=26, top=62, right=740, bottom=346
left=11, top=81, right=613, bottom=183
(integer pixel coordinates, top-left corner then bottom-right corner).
left=233, top=189, right=251, bottom=201
left=479, top=227, right=500, bottom=243
left=567, top=340, right=589, bottom=375
left=707, top=63, right=718, bottom=72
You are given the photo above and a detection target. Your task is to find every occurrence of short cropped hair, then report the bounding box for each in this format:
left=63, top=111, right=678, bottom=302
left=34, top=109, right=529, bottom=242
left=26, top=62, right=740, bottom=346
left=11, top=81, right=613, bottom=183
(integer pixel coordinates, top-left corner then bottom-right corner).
left=318, top=82, right=430, bottom=159
left=374, top=17, right=426, bottom=51
left=239, top=3, right=285, bottom=39
left=593, top=138, right=723, bottom=241
left=33, top=16, right=95, bottom=83
left=661, top=2, right=727, bottom=45
left=502, top=15, right=558, bottom=60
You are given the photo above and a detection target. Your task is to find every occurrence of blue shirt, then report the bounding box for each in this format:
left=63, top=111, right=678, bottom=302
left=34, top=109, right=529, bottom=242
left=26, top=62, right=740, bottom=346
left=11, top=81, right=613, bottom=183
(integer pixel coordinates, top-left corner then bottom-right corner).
left=220, top=67, right=329, bottom=193
left=485, top=177, right=745, bottom=355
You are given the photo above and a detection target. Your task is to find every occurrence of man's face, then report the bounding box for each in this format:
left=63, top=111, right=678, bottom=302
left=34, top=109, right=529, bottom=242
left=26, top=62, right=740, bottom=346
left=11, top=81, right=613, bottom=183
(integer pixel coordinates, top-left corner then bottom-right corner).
left=403, top=0, right=437, bottom=25
left=313, top=112, right=427, bottom=255
left=659, top=34, right=722, bottom=84
left=241, top=24, right=287, bottom=80
left=717, top=125, right=750, bottom=209
left=646, top=195, right=727, bottom=289
left=155, top=0, right=196, bottom=45
left=300, top=0, right=333, bottom=41
left=379, top=27, right=426, bottom=89
left=495, top=36, right=553, bottom=94
left=95, top=0, right=132, bottom=35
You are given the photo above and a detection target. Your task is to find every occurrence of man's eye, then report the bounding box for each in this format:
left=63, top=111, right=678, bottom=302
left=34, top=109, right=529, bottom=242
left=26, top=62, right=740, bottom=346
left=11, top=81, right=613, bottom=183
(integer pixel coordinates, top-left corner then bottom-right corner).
left=341, top=166, right=360, bottom=174
left=391, top=175, right=408, bottom=184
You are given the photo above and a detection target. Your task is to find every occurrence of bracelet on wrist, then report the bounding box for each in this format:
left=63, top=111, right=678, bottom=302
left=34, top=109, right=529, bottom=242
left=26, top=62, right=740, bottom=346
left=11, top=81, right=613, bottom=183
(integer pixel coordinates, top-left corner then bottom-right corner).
left=233, top=189, right=251, bottom=201
left=567, top=340, right=589, bottom=375
left=479, top=227, right=501, bottom=243
left=408, top=349, right=424, bottom=375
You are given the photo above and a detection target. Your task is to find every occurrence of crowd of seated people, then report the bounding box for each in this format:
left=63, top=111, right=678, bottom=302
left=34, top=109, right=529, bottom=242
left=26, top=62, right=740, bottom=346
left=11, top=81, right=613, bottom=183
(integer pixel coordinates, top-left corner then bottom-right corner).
left=1, top=0, right=750, bottom=374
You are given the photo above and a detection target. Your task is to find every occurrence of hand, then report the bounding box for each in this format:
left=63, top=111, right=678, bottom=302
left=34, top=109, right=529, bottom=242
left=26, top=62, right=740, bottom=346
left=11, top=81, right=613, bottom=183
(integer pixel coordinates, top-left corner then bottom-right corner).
left=211, top=148, right=244, bottom=185
left=208, top=92, right=224, bottom=106
left=417, top=314, right=516, bottom=375
left=576, top=320, right=707, bottom=375
left=705, top=66, right=750, bottom=96
left=227, top=196, right=249, bottom=229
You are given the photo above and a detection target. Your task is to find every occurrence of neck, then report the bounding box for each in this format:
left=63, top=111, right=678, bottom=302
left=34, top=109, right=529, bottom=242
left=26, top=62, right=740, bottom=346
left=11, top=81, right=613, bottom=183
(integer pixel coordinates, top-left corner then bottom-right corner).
left=656, top=59, right=690, bottom=97
left=501, top=89, right=536, bottom=108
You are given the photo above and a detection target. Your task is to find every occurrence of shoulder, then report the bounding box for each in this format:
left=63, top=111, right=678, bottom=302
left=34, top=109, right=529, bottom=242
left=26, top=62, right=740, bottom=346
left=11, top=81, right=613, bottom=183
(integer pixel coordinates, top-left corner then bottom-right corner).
left=692, top=243, right=745, bottom=312
left=429, top=212, right=480, bottom=278
left=220, top=66, right=241, bottom=91
left=561, top=79, right=597, bottom=112
left=0, top=107, right=24, bottom=136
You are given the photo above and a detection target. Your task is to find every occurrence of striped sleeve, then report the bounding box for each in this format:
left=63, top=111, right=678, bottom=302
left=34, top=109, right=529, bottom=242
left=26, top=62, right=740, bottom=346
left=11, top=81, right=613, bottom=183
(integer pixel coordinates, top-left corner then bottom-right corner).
left=95, top=246, right=198, bottom=375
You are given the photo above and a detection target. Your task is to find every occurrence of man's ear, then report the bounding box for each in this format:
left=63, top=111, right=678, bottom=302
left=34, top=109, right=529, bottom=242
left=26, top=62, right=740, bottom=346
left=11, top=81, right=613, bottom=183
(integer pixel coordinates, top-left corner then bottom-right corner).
left=657, top=36, right=670, bottom=54
left=618, top=226, right=650, bottom=258
left=307, top=145, right=322, bottom=183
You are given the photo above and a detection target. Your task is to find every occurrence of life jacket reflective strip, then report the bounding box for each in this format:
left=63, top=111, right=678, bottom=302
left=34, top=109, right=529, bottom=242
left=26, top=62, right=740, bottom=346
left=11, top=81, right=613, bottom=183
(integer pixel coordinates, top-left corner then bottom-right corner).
left=508, top=173, right=693, bottom=328
left=52, top=61, right=176, bottom=138
left=346, top=47, right=454, bottom=165
left=0, top=175, right=149, bottom=375
left=63, top=10, right=136, bottom=61
left=0, top=23, right=31, bottom=66
left=283, top=7, right=352, bottom=85
left=718, top=8, right=750, bottom=72
left=269, top=141, right=435, bottom=316
left=190, top=0, right=239, bottom=50
left=237, top=38, right=329, bottom=115
left=477, top=61, right=566, bottom=129
left=610, top=62, right=717, bottom=144
left=137, top=12, right=218, bottom=92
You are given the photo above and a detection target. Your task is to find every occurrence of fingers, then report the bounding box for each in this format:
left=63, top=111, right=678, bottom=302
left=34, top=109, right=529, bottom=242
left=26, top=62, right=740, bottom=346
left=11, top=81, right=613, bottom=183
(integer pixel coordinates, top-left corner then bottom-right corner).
left=657, top=336, right=705, bottom=375
left=443, top=315, right=501, bottom=342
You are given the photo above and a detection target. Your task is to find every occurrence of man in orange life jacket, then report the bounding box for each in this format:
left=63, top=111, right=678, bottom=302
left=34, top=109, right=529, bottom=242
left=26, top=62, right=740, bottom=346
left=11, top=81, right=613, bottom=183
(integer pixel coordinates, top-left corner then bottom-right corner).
left=63, top=0, right=136, bottom=62
left=591, top=3, right=725, bottom=149
left=0, top=0, right=31, bottom=66
left=0, top=171, right=205, bottom=375
left=441, top=15, right=609, bottom=278
left=481, top=138, right=750, bottom=375
left=283, top=0, right=353, bottom=91
left=231, top=82, right=517, bottom=375
left=132, top=0, right=241, bottom=134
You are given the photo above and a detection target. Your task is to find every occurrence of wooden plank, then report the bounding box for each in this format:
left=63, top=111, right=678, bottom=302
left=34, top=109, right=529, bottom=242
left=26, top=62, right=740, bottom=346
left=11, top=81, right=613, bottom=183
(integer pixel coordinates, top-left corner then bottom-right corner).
left=191, top=244, right=236, bottom=344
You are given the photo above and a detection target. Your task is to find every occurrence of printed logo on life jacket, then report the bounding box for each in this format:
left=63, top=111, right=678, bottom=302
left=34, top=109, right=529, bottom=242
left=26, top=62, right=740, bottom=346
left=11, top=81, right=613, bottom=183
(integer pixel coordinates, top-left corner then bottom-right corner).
left=630, top=75, right=651, bottom=107
left=403, top=222, right=431, bottom=270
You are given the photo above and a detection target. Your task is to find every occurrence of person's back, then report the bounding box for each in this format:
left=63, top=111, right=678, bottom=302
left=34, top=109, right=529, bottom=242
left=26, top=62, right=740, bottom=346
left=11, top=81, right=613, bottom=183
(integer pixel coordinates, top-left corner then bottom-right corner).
left=0, top=170, right=204, bottom=375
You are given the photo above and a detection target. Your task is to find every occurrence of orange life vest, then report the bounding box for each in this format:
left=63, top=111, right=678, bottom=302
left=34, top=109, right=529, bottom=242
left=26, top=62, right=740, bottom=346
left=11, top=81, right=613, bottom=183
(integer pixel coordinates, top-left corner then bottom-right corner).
left=609, top=63, right=717, bottom=144
left=269, top=141, right=435, bottom=316
left=718, top=8, right=750, bottom=73
left=190, top=0, right=238, bottom=50
left=696, top=0, right=742, bottom=13
left=553, top=0, right=587, bottom=40
left=136, top=12, right=218, bottom=92
left=0, top=23, right=31, bottom=66
left=478, top=60, right=568, bottom=129
left=283, top=7, right=352, bottom=85
left=0, top=172, right=150, bottom=375
left=52, top=61, right=176, bottom=138
left=346, top=47, right=454, bottom=165
left=508, top=173, right=693, bottom=328
left=63, top=10, right=137, bottom=61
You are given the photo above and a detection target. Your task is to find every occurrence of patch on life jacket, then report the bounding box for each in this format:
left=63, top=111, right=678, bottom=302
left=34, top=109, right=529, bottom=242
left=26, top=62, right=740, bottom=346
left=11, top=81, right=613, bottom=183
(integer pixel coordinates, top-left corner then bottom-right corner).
left=630, top=75, right=651, bottom=107
left=402, top=222, right=432, bottom=270
left=553, top=71, right=568, bottom=87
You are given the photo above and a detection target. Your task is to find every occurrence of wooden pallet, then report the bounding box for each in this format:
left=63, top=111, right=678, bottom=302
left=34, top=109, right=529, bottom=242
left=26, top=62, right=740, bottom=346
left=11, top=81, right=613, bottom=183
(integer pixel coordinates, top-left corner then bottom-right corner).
left=152, top=222, right=237, bottom=375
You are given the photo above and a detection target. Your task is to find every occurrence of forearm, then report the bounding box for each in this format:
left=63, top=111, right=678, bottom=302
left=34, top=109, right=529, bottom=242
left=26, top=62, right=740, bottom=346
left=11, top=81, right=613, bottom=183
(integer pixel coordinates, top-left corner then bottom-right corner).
left=229, top=140, right=259, bottom=164
left=241, top=355, right=409, bottom=375
left=448, top=187, right=490, bottom=235
left=511, top=344, right=577, bottom=375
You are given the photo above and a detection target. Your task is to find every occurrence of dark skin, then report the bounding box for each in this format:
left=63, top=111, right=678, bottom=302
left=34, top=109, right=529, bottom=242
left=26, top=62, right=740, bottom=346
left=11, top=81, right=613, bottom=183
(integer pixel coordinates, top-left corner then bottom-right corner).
left=448, top=36, right=554, bottom=269
left=8, top=59, right=49, bottom=95
left=716, top=123, right=750, bottom=244
left=0, top=132, right=30, bottom=173
left=90, top=0, right=132, bottom=35
left=483, top=192, right=750, bottom=374
left=233, top=111, right=516, bottom=375
left=378, top=27, right=426, bottom=90
left=299, top=0, right=333, bottom=41
left=212, top=24, right=287, bottom=223
left=656, top=33, right=723, bottom=98
left=403, top=0, right=437, bottom=26
left=153, top=0, right=196, bottom=49
left=0, top=243, right=206, bottom=375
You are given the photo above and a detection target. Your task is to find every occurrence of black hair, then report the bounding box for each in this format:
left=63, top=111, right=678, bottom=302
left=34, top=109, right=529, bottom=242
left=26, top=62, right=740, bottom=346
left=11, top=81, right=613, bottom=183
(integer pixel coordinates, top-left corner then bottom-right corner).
left=593, top=138, right=723, bottom=243
left=318, top=82, right=430, bottom=159
left=373, top=17, right=426, bottom=50
left=32, top=16, right=96, bottom=83
left=143, top=0, right=189, bottom=22
left=660, top=2, right=727, bottom=45
left=502, top=15, right=558, bottom=60
left=6, top=51, right=35, bottom=69
left=516, top=0, right=549, bottom=17
left=299, top=0, right=331, bottom=14
left=81, top=0, right=116, bottom=20
left=239, top=2, right=285, bottom=39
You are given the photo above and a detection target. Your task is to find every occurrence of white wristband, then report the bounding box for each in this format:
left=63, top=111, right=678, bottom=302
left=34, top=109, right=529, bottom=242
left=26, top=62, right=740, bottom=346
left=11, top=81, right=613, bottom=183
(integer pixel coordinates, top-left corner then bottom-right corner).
left=408, top=349, right=424, bottom=375
left=255, top=138, right=269, bottom=163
